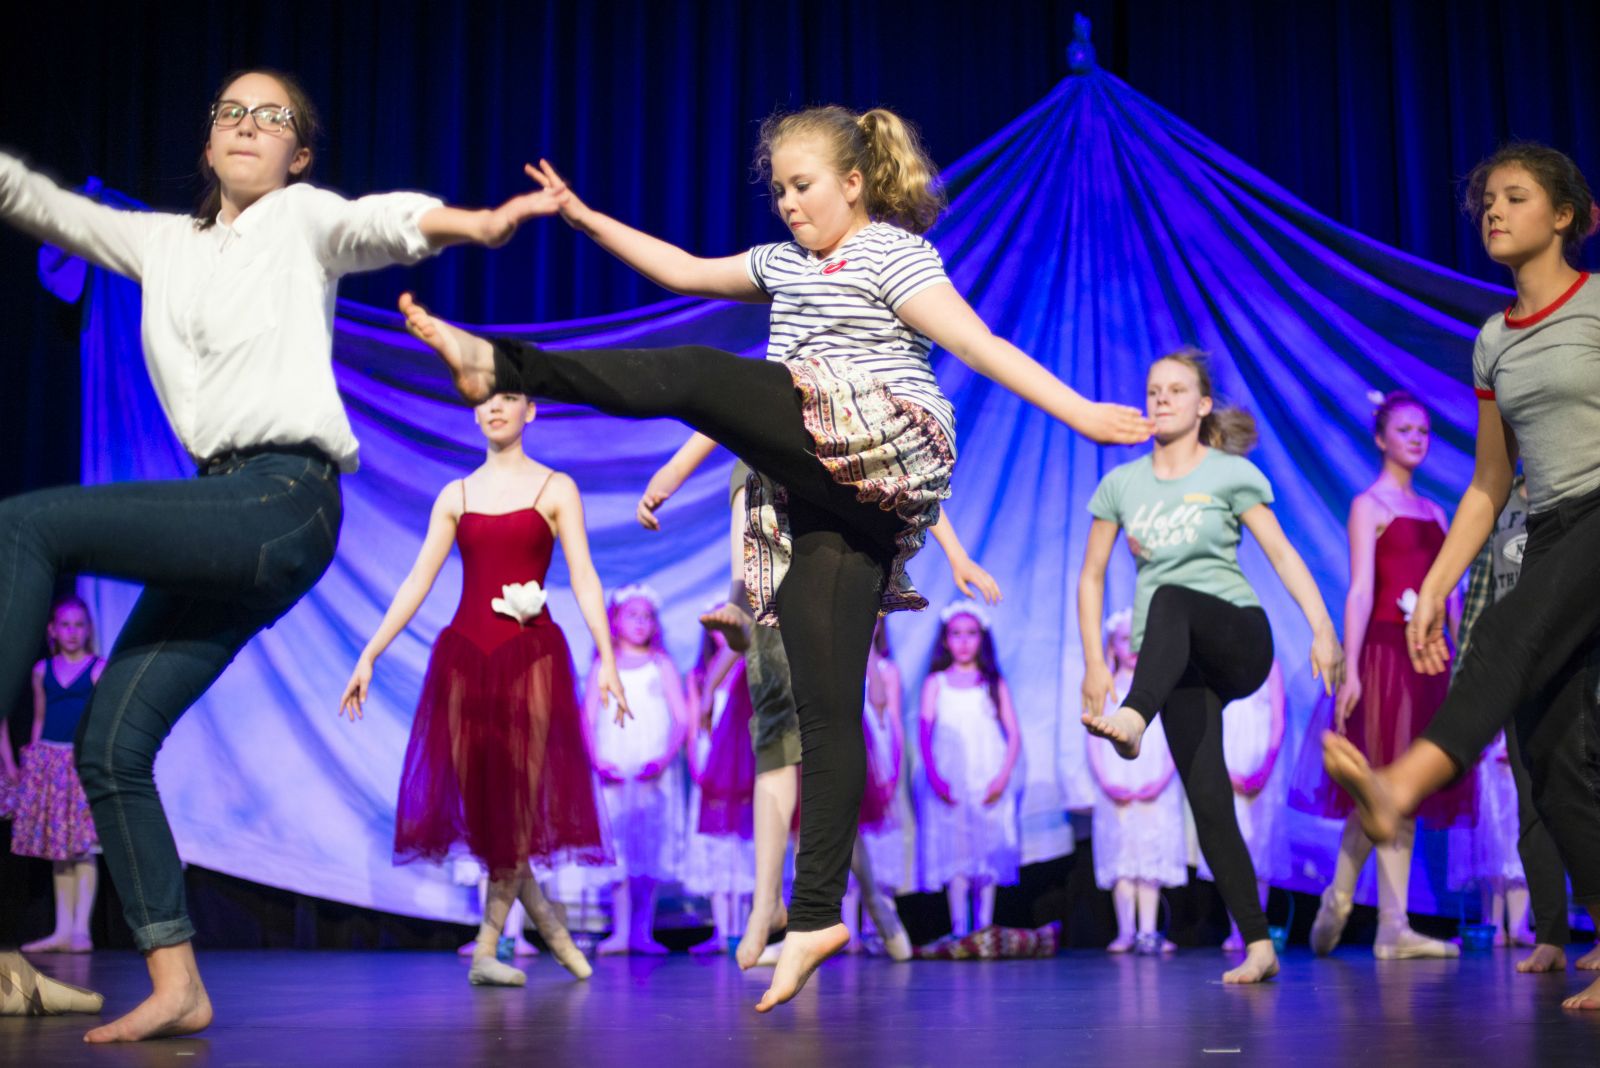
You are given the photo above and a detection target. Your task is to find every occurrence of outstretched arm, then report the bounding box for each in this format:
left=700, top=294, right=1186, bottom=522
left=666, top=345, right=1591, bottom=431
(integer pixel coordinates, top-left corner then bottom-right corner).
left=894, top=284, right=1153, bottom=445
left=526, top=161, right=766, bottom=302
left=0, top=153, right=159, bottom=280
left=1077, top=519, right=1120, bottom=718
left=1240, top=504, right=1344, bottom=696
left=339, top=485, right=460, bottom=719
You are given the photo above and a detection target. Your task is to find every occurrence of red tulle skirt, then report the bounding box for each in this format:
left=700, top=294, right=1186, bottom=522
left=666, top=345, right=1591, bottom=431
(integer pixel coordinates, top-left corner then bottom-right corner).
left=1290, top=622, right=1476, bottom=828
left=697, top=668, right=756, bottom=839
left=394, top=623, right=612, bottom=878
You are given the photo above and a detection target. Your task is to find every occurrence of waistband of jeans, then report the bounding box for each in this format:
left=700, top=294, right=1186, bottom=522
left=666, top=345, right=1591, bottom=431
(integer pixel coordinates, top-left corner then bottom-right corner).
left=199, top=443, right=340, bottom=479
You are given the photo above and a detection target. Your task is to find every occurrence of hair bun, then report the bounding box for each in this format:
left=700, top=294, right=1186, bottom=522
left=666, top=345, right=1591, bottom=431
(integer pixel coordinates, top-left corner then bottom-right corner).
left=1588, top=202, right=1600, bottom=239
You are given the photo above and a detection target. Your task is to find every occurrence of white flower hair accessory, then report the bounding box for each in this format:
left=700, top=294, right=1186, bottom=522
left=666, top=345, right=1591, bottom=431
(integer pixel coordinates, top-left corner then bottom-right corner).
left=492, top=581, right=548, bottom=625
left=1103, top=607, right=1134, bottom=636
left=1397, top=588, right=1419, bottom=623
left=607, top=583, right=662, bottom=611
left=1366, top=389, right=1387, bottom=407
left=939, top=599, right=992, bottom=630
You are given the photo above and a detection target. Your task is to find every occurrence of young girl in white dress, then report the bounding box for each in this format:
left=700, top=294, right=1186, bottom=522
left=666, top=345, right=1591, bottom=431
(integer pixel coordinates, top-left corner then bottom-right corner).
left=684, top=620, right=757, bottom=955
left=918, top=602, right=1023, bottom=937
left=588, top=585, right=688, bottom=955
left=1088, top=609, right=1187, bottom=955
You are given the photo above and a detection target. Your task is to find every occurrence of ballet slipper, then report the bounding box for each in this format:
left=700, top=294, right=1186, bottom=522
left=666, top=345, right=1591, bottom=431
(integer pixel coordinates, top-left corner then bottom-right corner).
left=1080, top=707, right=1146, bottom=760
left=1106, top=935, right=1135, bottom=954
left=690, top=935, right=726, bottom=956
left=524, top=899, right=593, bottom=980
left=1373, top=923, right=1459, bottom=960
left=863, top=895, right=912, bottom=963
left=1310, top=887, right=1354, bottom=956
left=467, top=952, right=527, bottom=987
left=0, top=952, right=104, bottom=1015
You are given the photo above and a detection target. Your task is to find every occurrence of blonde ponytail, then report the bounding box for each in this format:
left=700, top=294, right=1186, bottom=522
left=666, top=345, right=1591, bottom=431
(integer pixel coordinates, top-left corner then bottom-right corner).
left=1154, top=347, right=1258, bottom=455
left=755, top=105, right=946, bottom=234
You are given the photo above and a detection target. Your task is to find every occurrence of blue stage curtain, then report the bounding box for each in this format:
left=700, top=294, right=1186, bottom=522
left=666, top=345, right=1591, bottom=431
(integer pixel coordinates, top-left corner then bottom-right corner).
left=49, top=63, right=1524, bottom=918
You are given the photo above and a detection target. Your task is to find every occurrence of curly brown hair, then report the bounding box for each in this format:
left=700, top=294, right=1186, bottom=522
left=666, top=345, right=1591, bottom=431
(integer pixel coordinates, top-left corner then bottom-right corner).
left=1462, top=142, right=1596, bottom=266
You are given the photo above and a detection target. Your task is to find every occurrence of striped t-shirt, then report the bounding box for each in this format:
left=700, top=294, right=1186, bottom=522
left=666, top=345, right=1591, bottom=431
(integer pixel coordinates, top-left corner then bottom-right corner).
left=747, top=221, right=956, bottom=448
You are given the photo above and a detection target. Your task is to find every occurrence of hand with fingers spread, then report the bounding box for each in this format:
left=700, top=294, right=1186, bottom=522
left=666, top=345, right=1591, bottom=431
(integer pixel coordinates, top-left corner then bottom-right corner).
left=523, top=160, right=592, bottom=230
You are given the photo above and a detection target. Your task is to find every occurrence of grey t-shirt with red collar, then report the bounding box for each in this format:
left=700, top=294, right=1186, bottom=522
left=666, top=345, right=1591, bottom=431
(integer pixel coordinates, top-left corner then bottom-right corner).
left=1473, top=272, right=1600, bottom=513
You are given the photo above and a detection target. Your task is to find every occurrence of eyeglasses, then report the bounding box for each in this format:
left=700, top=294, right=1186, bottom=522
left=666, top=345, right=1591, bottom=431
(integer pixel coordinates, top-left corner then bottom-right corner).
left=210, top=101, right=296, bottom=135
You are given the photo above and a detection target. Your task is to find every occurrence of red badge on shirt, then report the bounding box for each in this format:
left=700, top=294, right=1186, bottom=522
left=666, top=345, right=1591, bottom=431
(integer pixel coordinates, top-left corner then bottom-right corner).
left=822, top=259, right=848, bottom=274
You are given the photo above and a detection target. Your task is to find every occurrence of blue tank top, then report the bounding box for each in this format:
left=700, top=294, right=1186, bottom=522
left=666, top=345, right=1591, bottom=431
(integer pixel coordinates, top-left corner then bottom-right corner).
left=40, top=658, right=98, bottom=743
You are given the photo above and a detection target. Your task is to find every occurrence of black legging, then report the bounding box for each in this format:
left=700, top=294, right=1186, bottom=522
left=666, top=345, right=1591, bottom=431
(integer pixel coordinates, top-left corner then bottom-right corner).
left=1422, top=482, right=1600, bottom=906
left=491, top=341, right=902, bottom=931
left=1123, top=585, right=1275, bottom=945
left=1504, top=722, right=1571, bottom=946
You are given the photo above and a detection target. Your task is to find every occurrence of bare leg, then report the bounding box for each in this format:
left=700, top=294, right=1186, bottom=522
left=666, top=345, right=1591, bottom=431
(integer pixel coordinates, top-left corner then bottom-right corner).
left=1323, top=733, right=1456, bottom=845
left=947, top=876, right=972, bottom=938
left=1312, top=814, right=1371, bottom=954
left=1109, top=879, right=1136, bottom=952
left=1373, top=819, right=1456, bottom=959
left=68, top=859, right=97, bottom=952
left=598, top=876, right=631, bottom=955
left=1135, top=880, right=1158, bottom=936
left=974, top=880, right=996, bottom=932
left=468, top=878, right=526, bottom=986
left=83, top=942, right=212, bottom=1042
left=22, top=862, right=76, bottom=953
left=630, top=877, right=669, bottom=954
left=1505, top=884, right=1533, bottom=946
left=738, top=765, right=795, bottom=969
left=1081, top=707, right=1147, bottom=761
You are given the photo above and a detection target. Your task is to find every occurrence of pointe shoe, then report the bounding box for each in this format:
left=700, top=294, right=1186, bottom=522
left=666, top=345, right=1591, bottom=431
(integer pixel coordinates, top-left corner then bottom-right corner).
left=863, top=896, right=912, bottom=963
left=1373, top=924, right=1459, bottom=961
left=0, top=952, right=104, bottom=1015
left=467, top=952, right=527, bottom=987
left=1310, top=888, right=1354, bottom=956
left=527, top=902, right=593, bottom=979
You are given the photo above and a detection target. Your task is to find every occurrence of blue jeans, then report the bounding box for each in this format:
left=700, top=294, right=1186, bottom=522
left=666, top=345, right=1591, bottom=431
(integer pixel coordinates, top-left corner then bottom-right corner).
left=0, top=450, right=341, bottom=950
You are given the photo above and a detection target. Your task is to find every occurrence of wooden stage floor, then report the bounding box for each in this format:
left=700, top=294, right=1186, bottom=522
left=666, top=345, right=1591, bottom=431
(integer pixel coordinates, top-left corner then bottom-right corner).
left=4, top=946, right=1598, bottom=1065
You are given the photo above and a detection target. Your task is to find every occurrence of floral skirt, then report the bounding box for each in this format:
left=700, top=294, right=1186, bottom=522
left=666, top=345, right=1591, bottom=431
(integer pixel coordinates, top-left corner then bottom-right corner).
left=744, top=355, right=954, bottom=627
left=12, top=741, right=99, bottom=861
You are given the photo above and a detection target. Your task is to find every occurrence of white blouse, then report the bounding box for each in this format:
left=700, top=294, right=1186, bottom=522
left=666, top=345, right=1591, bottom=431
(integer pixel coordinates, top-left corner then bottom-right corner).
left=0, top=152, right=444, bottom=472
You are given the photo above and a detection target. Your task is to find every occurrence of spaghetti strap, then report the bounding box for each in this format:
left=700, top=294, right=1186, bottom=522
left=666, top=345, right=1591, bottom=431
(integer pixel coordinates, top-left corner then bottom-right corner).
left=530, top=470, right=557, bottom=512
left=459, top=478, right=468, bottom=514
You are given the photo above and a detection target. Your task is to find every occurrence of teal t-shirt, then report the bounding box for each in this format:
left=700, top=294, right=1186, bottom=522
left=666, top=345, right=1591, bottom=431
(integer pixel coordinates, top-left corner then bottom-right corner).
left=1087, top=449, right=1274, bottom=650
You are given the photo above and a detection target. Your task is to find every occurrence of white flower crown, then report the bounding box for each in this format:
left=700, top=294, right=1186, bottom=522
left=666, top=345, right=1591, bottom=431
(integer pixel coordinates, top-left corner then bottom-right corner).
left=608, top=583, right=662, bottom=611
left=939, top=600, right=992, bottom=630
left=1103, top=607, right=1134, bottom=636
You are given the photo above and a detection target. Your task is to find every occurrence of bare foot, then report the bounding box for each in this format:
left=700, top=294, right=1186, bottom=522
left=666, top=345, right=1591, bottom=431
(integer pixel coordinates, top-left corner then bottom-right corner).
left=1562, top=974, right=1600, bottom=1010
left=699, top=603, right=753, bottom=653
left=398, top=292, right=497, bottom=404
left=737, top=899, right=787, bottom=971
left=1106, top=935, right=1135, bottom=955
left=754, top=925, right=850, bottom=1013
left=21, top=934, right=68, bottom=954
left=1321, top=732, right=1400, bottom=844
left=467, top=952, right=527, bottom=987
left=631, top=937, right=671, bottom=956
left=0, top=952, right=104, bottom=1016
left=1576, top=944, right=1600, bottom=971
left=83, top=978, right=211, bottom=1042
left=596, top=933, right=631, bottom=956
left=1373, top=924, right=1459, bottom=960
left=1517, top=944, right=1568, bottom=974
left=1222, top=940, right=1280, bottom=985
left=1080, top=706, right=1146, bottom=760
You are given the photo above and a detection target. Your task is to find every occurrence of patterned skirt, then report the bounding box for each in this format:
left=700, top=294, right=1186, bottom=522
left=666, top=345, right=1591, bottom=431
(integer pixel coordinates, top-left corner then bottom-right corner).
left=11, top=741, right=99, bottom=860
left=743, top=355, right=954, bottom=627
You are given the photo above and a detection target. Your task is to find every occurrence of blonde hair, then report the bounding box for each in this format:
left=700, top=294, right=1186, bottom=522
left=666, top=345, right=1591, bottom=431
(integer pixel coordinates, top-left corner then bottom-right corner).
left=755, top=105, right=945, bottom=234
left=1153, top=347, right=1258, bottom=455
